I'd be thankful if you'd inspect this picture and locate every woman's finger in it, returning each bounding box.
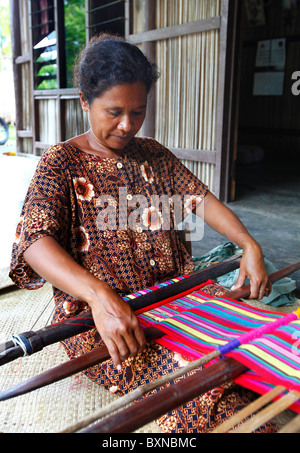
[104,337,122,371]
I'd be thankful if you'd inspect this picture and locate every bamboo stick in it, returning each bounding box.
[212,385,286,433]
[278,414,300,433]
[231,390,300,434]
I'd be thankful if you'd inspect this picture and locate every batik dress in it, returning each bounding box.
[10,137,276,433]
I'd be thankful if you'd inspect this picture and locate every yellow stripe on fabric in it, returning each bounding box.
[210,299,278,323]
[240,344,300,379]
[168,319,227,346]
[186,294,208,304]
[142,312,166,323]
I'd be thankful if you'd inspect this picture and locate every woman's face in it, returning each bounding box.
[80,82,148,155]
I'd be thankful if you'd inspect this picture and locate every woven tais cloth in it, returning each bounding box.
[62,282,277,433]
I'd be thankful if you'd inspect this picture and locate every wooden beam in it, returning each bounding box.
[17,130,33,138]
[170,148,217,164]
[128,16,221,44]
[15,53,31,64]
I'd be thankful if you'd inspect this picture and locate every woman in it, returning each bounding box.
[10,34,273,432]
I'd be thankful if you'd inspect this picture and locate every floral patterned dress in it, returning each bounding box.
[9,137,276,433]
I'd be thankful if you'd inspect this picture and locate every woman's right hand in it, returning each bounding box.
[89,284,146,370]
[23,236,146,370]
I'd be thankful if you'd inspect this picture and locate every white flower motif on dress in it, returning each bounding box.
[140,161,154,184]
[75,226,90,252]
[184,195,203,215]
[142,206,163,231]
[73,177,95,201]
[174,352,190,368]
[109,385,119,393]
[63,301,76,315]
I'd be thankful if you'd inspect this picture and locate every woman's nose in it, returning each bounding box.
[117,115,133,132]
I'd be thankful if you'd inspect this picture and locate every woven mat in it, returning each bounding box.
[0,283,162,434]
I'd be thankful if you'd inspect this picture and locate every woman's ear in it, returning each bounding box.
[79,91,89,112]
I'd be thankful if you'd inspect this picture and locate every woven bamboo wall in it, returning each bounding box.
[133,0,222,192]
[63,99,89,140]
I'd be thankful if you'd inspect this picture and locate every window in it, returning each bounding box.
[87,0,126,37]
[31,0,57,90]
[31,0,125,90]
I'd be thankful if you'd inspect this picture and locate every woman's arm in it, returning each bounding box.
[23,236,146,370]
[201,191,271,299]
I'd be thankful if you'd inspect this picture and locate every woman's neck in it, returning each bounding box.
[66,131,126,159]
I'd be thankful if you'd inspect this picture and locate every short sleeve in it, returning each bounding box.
[9,145,72,289]
[140,138,209,212]
[168,149,208,201]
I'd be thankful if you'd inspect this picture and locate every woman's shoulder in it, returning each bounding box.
[39,142,77,167]
[40,142,67,161]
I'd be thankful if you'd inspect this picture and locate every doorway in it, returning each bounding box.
[234,0,300,202]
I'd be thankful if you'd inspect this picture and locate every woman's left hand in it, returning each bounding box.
[233,243,272,299]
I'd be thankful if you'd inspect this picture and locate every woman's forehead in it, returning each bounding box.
[92,82,148,107]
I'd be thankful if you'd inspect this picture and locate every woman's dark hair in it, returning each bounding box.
[74,33,160,104]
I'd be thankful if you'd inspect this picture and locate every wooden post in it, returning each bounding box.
[141,0,156,138]
[10,0,23,153]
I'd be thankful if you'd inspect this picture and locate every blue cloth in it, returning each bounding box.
[193,242,297,307]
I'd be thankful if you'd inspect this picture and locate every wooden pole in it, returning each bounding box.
[141,0,156,138]
[10,0,23,153]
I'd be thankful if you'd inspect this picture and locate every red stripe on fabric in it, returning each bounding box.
[134,280,214,315]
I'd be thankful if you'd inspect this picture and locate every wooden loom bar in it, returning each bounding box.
[0,327,162,402]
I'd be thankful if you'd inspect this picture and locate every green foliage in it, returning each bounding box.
[0,2,12,70]
[37,64,57,77]
[64,0,86,87]
[37,79,58,90]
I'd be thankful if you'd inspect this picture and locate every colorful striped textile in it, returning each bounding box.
[138,291,300,411]
[122,275,188,303]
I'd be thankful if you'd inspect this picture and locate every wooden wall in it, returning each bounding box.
[238,0,300,160]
